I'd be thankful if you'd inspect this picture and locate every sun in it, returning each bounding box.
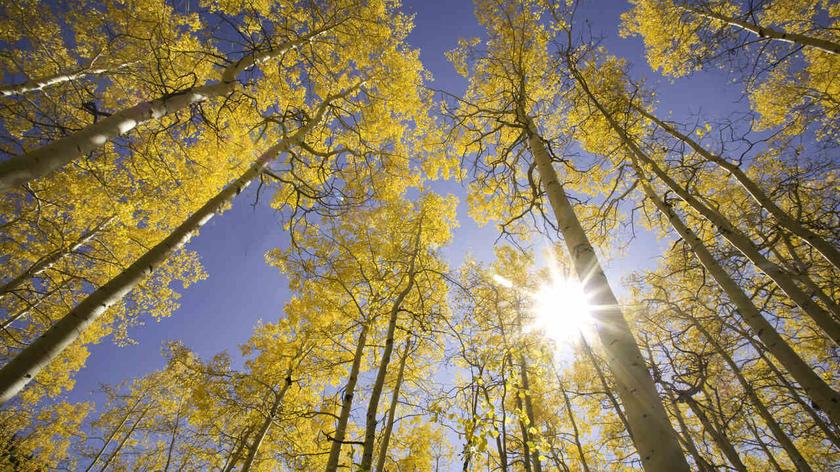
[529,277,594,345]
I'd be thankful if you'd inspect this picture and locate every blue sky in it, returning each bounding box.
[68,0,743,410]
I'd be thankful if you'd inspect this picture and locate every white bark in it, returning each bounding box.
[0,61,136,97]
[680,4,840,55]
[0,85,351,404]
[325,323,369,472]
[240,375,293,472]
[523,114,690,471]
[681,394,747,472]
[574,69,840,346]
[631,158,840,426]
[633,103,840,272]
[373,339,411,472]
[360,229,420,472]
[687,313,813,471]
[0,215,114,299]
[0,26,333,192]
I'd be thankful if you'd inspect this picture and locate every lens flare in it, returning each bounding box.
[529,277,594,344]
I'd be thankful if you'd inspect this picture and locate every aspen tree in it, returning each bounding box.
[0,0,383,190]
[565,54,840,346]
[626,154,840,425]
[628,102,840,272]
[622,0,840,139]
[450,2,689,469]
[0,85,358,405]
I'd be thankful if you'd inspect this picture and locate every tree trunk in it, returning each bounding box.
[241,375,293,472]
[84,392,146,472]
[556,375,591,472]
[518,354,542,472]
[735,327,840,448]
[680,5,840,55]
[0,215,114,299]
[0,86,349,404]
[221,426,253,472]
[632,103,840,272]
[572,65,840,346]
[774,233,840,321]
[0,60,136,97]
[325,323,370,472]
[373,339,411,472]
[578,335,635,441]
[681,395,748,472]
[481,385,509,471]
[667,393,715,472]
[98,405,151,471]
[162,401,185,472]
[629,157,840,425]
[522,114,689,471]
[687,312,813,470]
[745,417,784,472]
[0,26,334,191]
[360,229,420,472]
[515,385,534,472]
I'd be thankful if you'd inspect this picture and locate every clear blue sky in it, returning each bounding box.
[68,0,743,410]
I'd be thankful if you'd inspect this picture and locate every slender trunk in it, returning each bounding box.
[0,26,334,191]
[0,216,114,299]
[241,375,293,472]
[0,87,349,405]
[325,323,370,472]
[557,376,591,472]
[629,157,840,425]
[680,5,840,54]
[84,393,146,472]
[222,427,253,472]
[0,60,136,97]
[518,355,542,472]
[572,65,840,346]
[0,282,62,330]
[681,395,747,472]
[373,339,411,472]
[745,417,784,472]
[499,362,510,468]
[775,233,840,321]
[667,394,714,472]
[461,383,481,472]
[360,231,421,472]
[515,385,534,472]
[522,114,688,471]
[162,401,185,472]
[578,334,634,441]
[481,386,508,471]
[633,103,840,272]
[687,312,813,470]
[98,405,151,471]
[737,329,840,448]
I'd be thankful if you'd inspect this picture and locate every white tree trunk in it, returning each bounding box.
[574,70,840,346]
[681,5,840,54]
[688,313,813,471]
[633,103,840,272]
[523,115,690,472]
[0,26,333,191]
[360,234,420,471]
[373,339,411,472]
[325,323,369,472]
[0,84,351,404]
[631,159,840,425]
[0,61,136,97]
[240,375,293,472]
[0,215,114,299]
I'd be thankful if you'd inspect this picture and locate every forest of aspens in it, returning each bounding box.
[0,0,838,470]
